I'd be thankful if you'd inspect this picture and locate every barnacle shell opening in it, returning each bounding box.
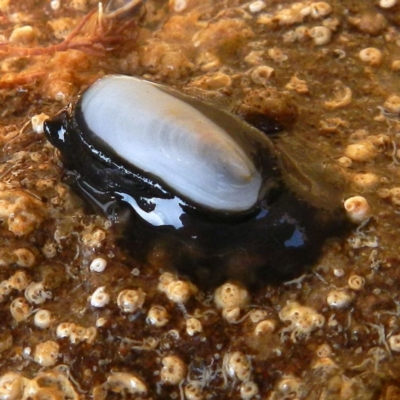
[79,75,262,213]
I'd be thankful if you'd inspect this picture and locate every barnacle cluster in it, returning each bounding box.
[0,0,400,399]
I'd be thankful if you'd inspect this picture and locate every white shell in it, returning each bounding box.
[80,75,262,213]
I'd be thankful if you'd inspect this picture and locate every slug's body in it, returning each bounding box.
[44,75,346,286]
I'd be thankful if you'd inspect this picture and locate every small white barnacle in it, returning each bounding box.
[50,0,61,10]
[89,257,107,272]
[56,322,72,338]
[158,272,176,291]
[0,372,23,400]
[160,355,187,385]
[316,343,332,358]
[158,273,197,303]
[250,65,275,86]
[117,288,146,312]
[249,309,268,323]
[359,47,382,66]
[279,301,325,341]
[165,280,194,303]
[0,280,13,301]
[82,327,97,344]
[254,319,276,336]
[25,281,52,305]
[344,141,376,163]
[8,271,29,291]
[90,286,110,308]
[33,340,60,367]
[348,274,366,291]
[223,351,252,382]
[146,305,170,327]
[222,306,241,323]
[310,2,332,18]
[184,381,203,400]
[186,318,203,336]
[68,323,88,343]
[214,283,250,309]
[326,290,354,309]
[10,297,32,322]
[31,113,49,134]
[309,26,332,45]
[379,0,397,7]
[96,317,107,328]
[106,372,148,396]
[249,0,266,13]
[240,381,259,399]
[312,357,338,372]
[344,196,370,224]
[389,334,400,352]
[13,248,36,268]
[276,375,303,397]
[34,309,53,329]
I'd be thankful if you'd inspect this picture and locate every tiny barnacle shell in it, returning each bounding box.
[117,288,145,312]
[44,75,349,286]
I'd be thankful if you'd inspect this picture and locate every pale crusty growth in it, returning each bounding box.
[160,355,187,385]
[0,372,23,400]
[189,72,232,90]
[324,81,352,109]
[214,283,250,309]
[383,95,400,114]
[82,228,106,248]
[25,282,52,305]
[33,340,59,366]
[184,381,203,400]
[222,305,241,323]
[344,141,377,162]
[0,190,44,236]
[0,370,80,400]
[9,26,36,44]
[279,301,325,341]
[93,372,148,398]
[286,75,309,93]
[248,309,268,323]
[186,317,203,336]
[13,248,36,268]
[351,172,379,192]
[56,322,97,344]
[8,271,29,291]
[326,290,354,309]
[10,297,32,323]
